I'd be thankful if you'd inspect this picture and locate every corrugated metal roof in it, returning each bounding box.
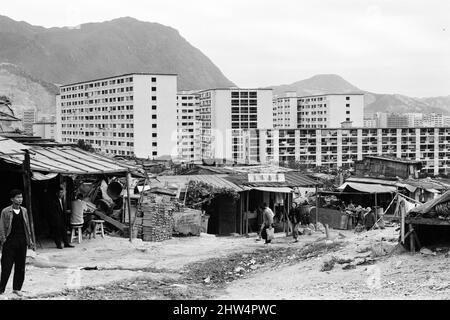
[0,137,137,175]
[156,175,246,192]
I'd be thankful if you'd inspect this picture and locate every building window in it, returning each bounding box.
[346,118,350,121]
[152,124,157,128]
[152,96,157,101]
[152,115,157,119]
[151,77,156,82]
[151,87,156,92]
[346,104,350,107]
[346,97,350,100]
[346,111,350,114]
[152,133,157,137]
[152,151,157,156]
[152,105,157,110]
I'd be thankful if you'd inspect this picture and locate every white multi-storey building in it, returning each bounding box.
[176,91,201,162]
[241,127,450,176]
[297,93,364,128]
[56,73,178,159]
[22,108,36,135]
[273,91,298,128]
[198,88,273,162]
[32,121,56,140]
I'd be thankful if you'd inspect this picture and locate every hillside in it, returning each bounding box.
[0,15,234,90]
[269,74,450,115]
[0,63,58,118]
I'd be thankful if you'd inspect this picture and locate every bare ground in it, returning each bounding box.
[1,225,449,300]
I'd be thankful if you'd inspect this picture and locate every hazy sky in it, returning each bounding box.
[2,0,449,97]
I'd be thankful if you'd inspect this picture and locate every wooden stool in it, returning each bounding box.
[70,224,83,244]
[92,220,105,238]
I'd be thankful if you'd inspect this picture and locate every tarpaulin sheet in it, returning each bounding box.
[337,182,396,194]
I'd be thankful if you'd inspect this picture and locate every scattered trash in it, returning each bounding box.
[395,261,403,268]
[325,240,333,245]
[249,259,256,264]
[81,266,99,270]
[321,257,337,272]
[419,248,436,256]
[342,264,356,270]
[250,265,258,270]
[203,276,211,284]
[338,233,346,239]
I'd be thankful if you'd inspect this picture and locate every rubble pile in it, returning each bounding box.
[185,241,344,285]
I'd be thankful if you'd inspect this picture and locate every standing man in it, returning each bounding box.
[0,189,33,296]
[259,203,275,245]
[48,187,74,249]
[288,202,301,242]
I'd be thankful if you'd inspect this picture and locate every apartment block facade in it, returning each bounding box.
[198,88,273,161]
[273,91,298,128]
[56,73,177,159]
[176,91,201,162]
[297,93,364,129]
[22,108,36,135]
[241,127,450,175]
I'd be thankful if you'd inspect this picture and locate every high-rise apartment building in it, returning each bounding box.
[297,94,364,128]
[241,127,450,175]
[22,108,36,135]
[387,113,409,128]
[198,88,273,161]
[56,73,178,159]
[273,91,298,128]
[176,91,201,162]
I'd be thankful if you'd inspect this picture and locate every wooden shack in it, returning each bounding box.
[355,156,422,179]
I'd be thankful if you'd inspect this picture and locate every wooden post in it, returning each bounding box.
[245,191,249,236]
[126,171,132,242]
[409,223,415,254]
[315,185,319,229]
[22,150,36,250]
[401,197,405,244]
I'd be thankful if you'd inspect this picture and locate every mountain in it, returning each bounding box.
[0,63,58,119]
[270,74,361,97]
[269,74,450,115]
[0,15,234,90]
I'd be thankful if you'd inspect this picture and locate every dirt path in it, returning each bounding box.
[2,226,448,300]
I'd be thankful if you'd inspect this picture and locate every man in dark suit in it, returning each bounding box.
[47,187,74,249]
[0,189,34,296]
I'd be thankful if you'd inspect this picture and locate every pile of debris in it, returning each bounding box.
[185,241,344,285]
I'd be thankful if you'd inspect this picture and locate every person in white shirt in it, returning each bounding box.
[71,193,87,226]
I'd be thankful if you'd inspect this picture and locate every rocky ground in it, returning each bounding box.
[1,224,449,300]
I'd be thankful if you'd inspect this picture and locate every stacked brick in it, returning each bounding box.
[135,194,176,242]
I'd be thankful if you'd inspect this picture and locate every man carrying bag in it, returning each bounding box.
[259,203,275,245]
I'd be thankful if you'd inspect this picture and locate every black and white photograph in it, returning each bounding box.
[0,0,449,309]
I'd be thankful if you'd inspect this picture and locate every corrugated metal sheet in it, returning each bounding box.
[0,137,137,175]
[156,175,246,192]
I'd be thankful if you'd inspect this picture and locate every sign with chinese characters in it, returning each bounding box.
[248,173,285,183]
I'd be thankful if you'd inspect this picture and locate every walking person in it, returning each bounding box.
[48,187,74,249]
[259,203,274,245]
[0,189,33,297]
[288,202,301,242]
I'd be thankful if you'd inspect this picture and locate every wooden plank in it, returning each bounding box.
[405,217,450,226]
[94,210,126,231]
